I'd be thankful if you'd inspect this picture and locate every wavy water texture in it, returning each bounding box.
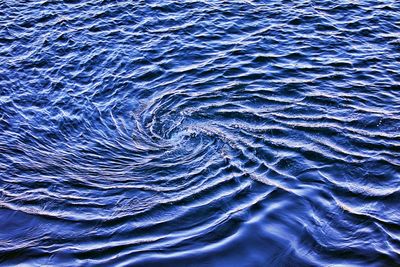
[0,0,400,266]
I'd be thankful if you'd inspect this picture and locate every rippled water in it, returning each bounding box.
[1,0,400,266]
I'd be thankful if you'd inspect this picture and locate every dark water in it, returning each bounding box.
[1,0,400,266]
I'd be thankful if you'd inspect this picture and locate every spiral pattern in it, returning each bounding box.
[0,0,399,266]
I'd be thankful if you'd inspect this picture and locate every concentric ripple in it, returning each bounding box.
[0,0,400,266]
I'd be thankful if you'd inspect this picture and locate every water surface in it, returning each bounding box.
[0,0,400,266]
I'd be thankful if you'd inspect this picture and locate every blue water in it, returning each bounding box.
[0,1,399,266]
